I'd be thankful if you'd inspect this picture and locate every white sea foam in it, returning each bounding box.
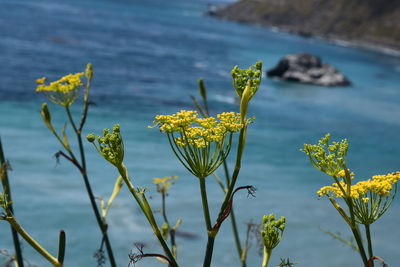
[214,94,236,104]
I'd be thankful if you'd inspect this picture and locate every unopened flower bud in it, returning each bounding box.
[161,222,169,240]
[85,63,93,81]
[40,103,54,131]
[86,134,95,143]
[198,78,207,101]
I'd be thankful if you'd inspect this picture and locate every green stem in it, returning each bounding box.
[78,77,92,132]
[199,178,212,231]
[365,224,374,267]
[221,156,245,266]
[340,167,368,267]
[7,216,61,267]
[161,193,169,224]
[350,225,368,267]
[0,138,25,267]
[217,126,247,224]
[203,236,215,267]
[65,107,117,267]
[57,230,66,264]
[262,247,272,267]
[117,163,178,267]
[328,197,368,266]
[201,126,247,267]
[162,193,178,258]
[347,199,368,266]
[230,208,246,267]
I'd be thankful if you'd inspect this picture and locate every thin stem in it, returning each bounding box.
[78,77,92,132]
[117,164,178,267]
[199,178,212,231]
[162,193,177,258]
[57,230,66,264]
[222,158,230,185]
[6,216,61,267]
[221,153,245,266]
[203,236,215,267]
[81,171,116,266]
[350,225,368,267]
[217,126,247,223]
[348,200,368,265]
[329,197,368,266]
[230,208,245,266]
[65,106,116,267]
[0,138,24,267]
[262,247,272,267]
[365,224,374,267]
[201,126,247,267]
[341,166,368,266]
[161,193,169,224]
[65,107,79,135]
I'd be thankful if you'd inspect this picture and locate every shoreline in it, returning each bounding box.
[208,1,400,57]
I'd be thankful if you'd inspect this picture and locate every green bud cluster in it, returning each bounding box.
[231,61,262,100]
[260,214,286,250]
[231,61,262,123]
[302,133,348,176]
[87,124,124,166]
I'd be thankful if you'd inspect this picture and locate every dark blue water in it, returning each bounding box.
[1,0,400,266]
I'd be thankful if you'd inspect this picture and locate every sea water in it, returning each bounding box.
[1,0,400,266]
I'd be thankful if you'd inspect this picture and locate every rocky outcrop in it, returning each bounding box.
[210,0,400,52]
[267,53,351,86]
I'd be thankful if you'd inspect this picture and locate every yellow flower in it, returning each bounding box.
[151,110,244,178]
[35,72,84,106]
[153,176,178,194]
[361,197,369,203]
[36,77,47,84]
[337,169,355,179]
[317,172,400,199]
[318,171,400,225]
[152,110,242,149]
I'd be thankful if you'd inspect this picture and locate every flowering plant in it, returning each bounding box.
[303,134,399,267]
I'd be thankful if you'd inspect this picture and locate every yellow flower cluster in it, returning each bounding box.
[317,172,400,199]
[174,125,227,148]
[153,110,243,149]
[154,110,198,133]
[36,73,84,93]
[336,169,355,179]
[153,176,178,194]
[35,72,85,107]
[217,112,245,132]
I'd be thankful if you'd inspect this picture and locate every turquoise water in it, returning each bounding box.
[1,0,400,266]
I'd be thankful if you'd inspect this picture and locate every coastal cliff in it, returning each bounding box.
[210,0,400,52]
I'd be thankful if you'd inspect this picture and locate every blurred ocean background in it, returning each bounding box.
[1,0,400,266]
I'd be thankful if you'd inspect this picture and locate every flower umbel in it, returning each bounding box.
[153,176,178,194]
[87,124,124,167]
[302,134,349,177]
[260,214,286,267]
[151,110,243,178]
[36,72,84,106]
[231,61,262,100]
[261,214,286,250]
[231,61,262,123]
[318,172,400,225]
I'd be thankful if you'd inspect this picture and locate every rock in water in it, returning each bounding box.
[267,53,351,86]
